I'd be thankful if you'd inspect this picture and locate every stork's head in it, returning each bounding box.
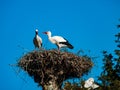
[43,31,51,37]
[35,29,39,34]
[87,78,94,83]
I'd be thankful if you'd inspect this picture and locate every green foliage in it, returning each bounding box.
[98,25,120,90]
[63,81,88,90]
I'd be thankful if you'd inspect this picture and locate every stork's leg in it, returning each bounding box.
[34,47,36,52]
[56,44,60,51]
[58,47,60,51]
[56,44,61,54]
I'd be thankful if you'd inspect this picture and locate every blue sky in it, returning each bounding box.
[1,0,120,90]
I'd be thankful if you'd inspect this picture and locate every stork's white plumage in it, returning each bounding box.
[33,29,42,49]
[84,78,99,89]
[43,31,73,50]
[84,78,94,88]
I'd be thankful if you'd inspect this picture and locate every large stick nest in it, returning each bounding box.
[18,50,93,88]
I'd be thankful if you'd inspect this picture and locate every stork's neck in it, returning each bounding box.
[35,33,38,37]
[47,33,52,39]
[36,32,38,35]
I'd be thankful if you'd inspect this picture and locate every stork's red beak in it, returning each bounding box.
[43,32,47,34]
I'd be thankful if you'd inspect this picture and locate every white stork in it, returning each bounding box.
[84,78,99,90]
[43,31,73,50]
[33,29,42,49]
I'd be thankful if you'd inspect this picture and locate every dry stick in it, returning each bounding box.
[10,64,27,83]
[17,45,30,52]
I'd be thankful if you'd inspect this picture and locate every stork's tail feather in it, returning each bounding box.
[60,42,74,49]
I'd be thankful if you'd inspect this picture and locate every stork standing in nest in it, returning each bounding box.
[43,31,73,50]
[33,29,42,50]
